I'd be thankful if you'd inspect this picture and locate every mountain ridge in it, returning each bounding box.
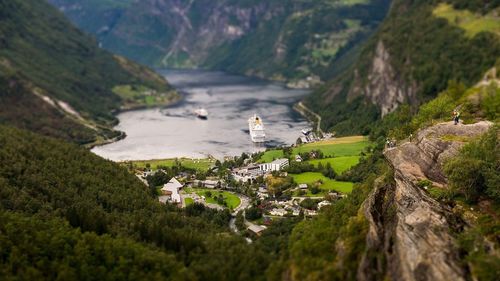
[49,0,391,86]
[306,0,500,135]
[0,0,178,144]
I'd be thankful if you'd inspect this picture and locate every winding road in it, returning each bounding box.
[295,101,324,134]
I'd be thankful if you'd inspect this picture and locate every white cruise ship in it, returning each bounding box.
[195,108,208,119]
[248,114,266,143]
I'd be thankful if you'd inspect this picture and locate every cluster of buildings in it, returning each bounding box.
[232,158,289,182]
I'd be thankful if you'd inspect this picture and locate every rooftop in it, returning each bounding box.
[247,224,266,234]
[272,158,289,165]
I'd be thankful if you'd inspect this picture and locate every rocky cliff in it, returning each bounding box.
[49,0,391,84]
[358,121,493,281]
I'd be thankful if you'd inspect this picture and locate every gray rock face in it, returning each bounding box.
[348,40,418,117]
[359,121,492,281]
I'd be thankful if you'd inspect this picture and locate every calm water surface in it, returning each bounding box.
[92,69,311,160]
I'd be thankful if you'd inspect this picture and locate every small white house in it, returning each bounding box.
[318,201,332,209]
[270,208,288,216]
[298,184,308,190]
[259,158,289,172]
[203,180,218,189]
[248,224,267,236]
[161,177,183,204]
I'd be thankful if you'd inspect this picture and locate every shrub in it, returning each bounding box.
[444,127,499,203]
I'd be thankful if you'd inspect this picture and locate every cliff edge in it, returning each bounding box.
[359,121,493,281]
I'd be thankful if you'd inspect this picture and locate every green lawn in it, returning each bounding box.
[293,136,370,157]
[184,197,194,206]
[186,188,241,209]
[259,150,284,163]
[129,158,215,172]
[291,172,354,194]
[307,156,361,174]
[112,84,178,108]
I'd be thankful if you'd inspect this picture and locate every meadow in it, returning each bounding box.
[293,136,370,157]
[289,136,370,195]
[258,150,285,163]
[307,156,361,174]
[128,158,215,172]
[291,172,354,194]
[185,188,241,209]
[433,3,500,37]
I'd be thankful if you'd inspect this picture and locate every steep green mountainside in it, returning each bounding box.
[49,0,391,85]
[0,0,177,144]
[284,75,500,280]
[306,0,500,135]
[0,125,273,280]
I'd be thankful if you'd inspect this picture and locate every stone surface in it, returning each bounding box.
[359,121,492,281]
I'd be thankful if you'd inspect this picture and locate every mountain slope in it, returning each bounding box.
[306,0,500,135]
[285,74,499,280]
[0,125,273,280]
[49,0,391,85]
[0,0,178,144]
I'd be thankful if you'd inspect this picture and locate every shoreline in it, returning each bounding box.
[293,101,324,135]
[89,69,313,160]
[86,91,186,150]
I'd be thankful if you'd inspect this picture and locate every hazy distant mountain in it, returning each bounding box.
[0,0,177,144]
[49,0,391,85]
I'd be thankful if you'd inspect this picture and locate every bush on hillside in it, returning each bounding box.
[444,127,499,203]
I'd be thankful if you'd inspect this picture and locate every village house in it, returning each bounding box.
[269,208,288,217]
[298,183,308,189]
[192,179,221,189]
[160,177,183,205]
[318,200,332,209]
[305,209,318,216]
[232,164,262,182]
[141,169,153,179]
[259,158,289,173]
[247,224,267,236]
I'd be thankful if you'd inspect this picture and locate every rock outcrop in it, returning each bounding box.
[348,41,418,117]
[359,121,493,281]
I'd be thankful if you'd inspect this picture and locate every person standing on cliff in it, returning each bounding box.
[453,110,460,125]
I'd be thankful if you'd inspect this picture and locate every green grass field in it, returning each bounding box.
[184,197,194,206]
[291,172,354,194]
[307,156,361,174]
[293,136,370,157]
[113,84,177,108]
[433,3,500,37]
[259,150,284,163]
[128,158,215,172]
[185,188,241,209]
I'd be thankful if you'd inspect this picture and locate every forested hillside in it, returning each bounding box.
[306,0,500,135]
[49,0,391,85]
[0,125,276,280]
[0,0,177,144]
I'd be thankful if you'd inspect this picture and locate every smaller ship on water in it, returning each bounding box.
[248,114,266,143]
[195,108,208,119]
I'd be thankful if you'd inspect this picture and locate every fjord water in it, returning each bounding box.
[92,69,310,160]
